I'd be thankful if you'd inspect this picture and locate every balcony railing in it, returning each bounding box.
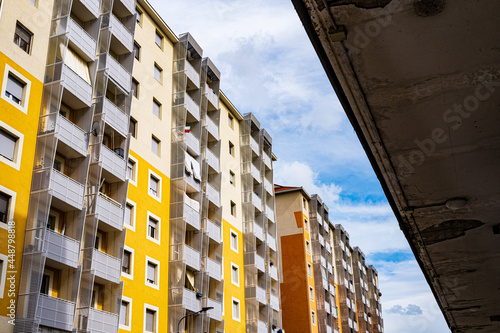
[255,253,265,272]
[206,148,219,173]
[330,283,335,295]
[251,163,260,181]
[100,144,126,181]
[92,249,121,283]
[75,0,100,19]
[325,300,331,314]
[62,64,92,107]
[269,265,278,281]
[265,205,275,222]
[263,151,272,169]
[184,60,200,88]
[207,298,222,322]
[323,278,329,290]
[56,115,88,156]
[87,307,119,333]
[319,234,325,246]
[96,193,124,230]
[184,244,201,271]
[68,18,97,60]
[183,288,201,312]
[253,222,264,241]
[206,183,220,207]
[264,177,273,194]
[327,325,333,333]
[117,0,135,15]
[207,219,221,243]
[250,136,259,155]
[205,84,219,109]
[328,262,333,275]
[252,194,262,211]
[185,131,200,157]
[267,234,276,251]
[256,286,266,304]
[206,116,219,139]
[109,14,133,52]
[326,241,332,253]
[38,294,76,331]
[102,98,128,137]
[321,256,326,268]
[44,229,80,268]
[258,320,267,333]
[207,257,221,281]
[185,93,200,121]
[50,169,85,210]
[270,294,279,311]
[106,55,131,93]
[184,203,200,230]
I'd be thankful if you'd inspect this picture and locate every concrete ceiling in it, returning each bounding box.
[290,0,500,331]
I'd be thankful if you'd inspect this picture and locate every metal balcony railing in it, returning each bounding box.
[205,84,218,109]
[185,93,200,121]
[102,98,128,137]
[56,115,88,156]
[88,307,119,333]
[270,294,279,311]
[106,55,131,93]
[263,151,271,169]
[207,298,222,322]
[255,253,265,272]
[206,183,220,207]
[96,193,124,231]
[68,18,97,60]
[75,0,100,19]
[184,203,201,230]
[184,60,200,88]
[319,234,325,246]
[207,219,221,243]
[92,249,121,283]
[50,169,85,210]
[267,234,276,251]
[251,163,260,181]
[100,144,127,181]
[205,116,219,139]
[185,131,200,157]
[252,194,262,211]
[44,229,80,268]
[264,177,273,194]
[269,265,278,280]
[206,148,219,173]
[183,288,201,312]
[207,257,221,281]
[62,64,93,107]
[258,320,267,333]
[183,244,201,271]
[116,0,135,15]
[266,205,275,222]
[38,294,76,331]
[109,14,133,52]
[256,286,266,304]
[325,300,331,314]
[253,222,264,241]
[250,136,259,155]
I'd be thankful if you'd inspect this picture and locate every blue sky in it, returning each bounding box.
[148,0,451,331]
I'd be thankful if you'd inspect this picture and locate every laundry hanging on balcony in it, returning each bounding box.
[184,151,201,182]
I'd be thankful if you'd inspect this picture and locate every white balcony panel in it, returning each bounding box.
[270,294,279,311]
[328,262,333,275]
[117,0,135,15]
[269,265,278,281]
[44,229,80,268]
[62,64,92,107]
[207,298,222,322]
[183,288,202,312]
[349,318,353,329]
[256,286,266,304]
[56,116,88,156]
[206,183,220,207]
[267,234,276,251]
[107,55,131,92]
[325,300,331,314]
[258,320,268,333]
[185,60,200,88]
[100,144,126,181]
[263,152,271,169]
[264,177,273,195]
[255,254,265,272]
[184,244,201,271]
[206,116,219,139]
[68,19,96,60]
[88,308,119,333]
[323,278,329,290]
[75,0,100,19]
[205,85,219,109]
[323,218,329,231]
[319,234,325,246]
[185,132,200,157]
[326,242,332,253]
[251,163,260,181]
[206,148,219,173]
[38,294,76,332]
[185,170,201,192]
[103,98,128,137]
[207,219,221,243]
[184,203,201,230]
[96,193,124,230]
[330,284,335,295]
[207,257,221,281]
[109,14,133,52]
[252,195,262,212]
[321,256,326,268]
[327,326,333,333]
[250,136,259,155]
[50,169,85,210]
[92,249,121,283]
[185,94,200,121]
[266,205,275,222]
[254,223,264,242]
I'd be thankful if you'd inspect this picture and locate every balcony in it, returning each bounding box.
[116,0,135,16]
[50,169,85,210]
[106,55,131,92]
[96,193,124,231]
[206,148,219,173]
[317,213,323,225]
[206,183,220,207]
[56,115,88,157]
[87,307,119,333]
[254,222,264,241]
[265,205,275,222]
[206,116,219,139]
[184,244,201,271]
[328,262,333,275]
[109,14,133,52]
[263,152,272,169]
[38,294,76,331]
[184,94,200,121]
[267,234,276,251]
[325,300,331,314]
[264,177,273,195]
[92,249,121,283]
[74,0,100,19]
[330,283,335,296]
[252,195,262,211]
[205,84,219,109]
[102,98,128,137]
[207,257,221,281]
[251,163,260,181]
[184,60,200,88]
[207,219,221,243]
[319,234,325,246]
[258,320,268,333]
[326,241,332,253]
[68,18,96,60]
[256,286,266,304]
[184,202,201,230]
[327,325,333,333]
[323,278,329,290]
[62,64,93,107]
[207,298,222,322]
[250,136,259,155]
[44,229,80,268]
[183,288,202,312]
[255,253,265,272]
[100,144,126,181]
[185,131,200,157]
[270,294,279,311]
[269,265,278,281]
[321,256,326,268]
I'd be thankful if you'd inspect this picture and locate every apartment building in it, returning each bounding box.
[275,186,383,333]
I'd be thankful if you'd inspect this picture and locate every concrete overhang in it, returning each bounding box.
[290,0,500,332]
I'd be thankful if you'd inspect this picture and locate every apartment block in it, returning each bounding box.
[275,186,383,333]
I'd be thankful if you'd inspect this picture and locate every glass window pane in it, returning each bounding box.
[147,262,156,283]
[120,301,128,325]
[0,129,17,161]
[154,65,161,82]
[145,309,155,332]
[151,137,159,155]
[153,100,160,118]
[155,32,162,48]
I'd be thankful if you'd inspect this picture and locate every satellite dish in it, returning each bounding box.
[91,121,100,137]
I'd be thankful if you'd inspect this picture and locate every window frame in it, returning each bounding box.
[155,30,163,49]
[14,21,33,54]
[148,170,162,202]
[229,170,235,185]
[312,310,316,326]
[145,256,160,290]
[231,262,239,287]
[0,185,16,231]
[151,135,160,156]
[230,201,236,217]
[121,246,134,279]
[307,263,313,277]
[231,297,241,322]
[133,41,141,61]
[144,303,159,333]
[119,296,132,330]
[131,78,139,99]
[153,63,162,83]
[135,7,143,26]
[230,230,238,253]
[129,117,137,138]
[309,286,314,301]
[2,64,31,114]
[152,98,161,119]
[124,199,136,232]
[146,211,161,245]
[126,155,138,186]
[228,114,234,128]
[229,141,234,156]
[0,254,9,298]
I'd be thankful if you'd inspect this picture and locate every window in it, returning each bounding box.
[229,141,234,156]
[151,136,160,156]
[304,219,308,232]
[124,202,135,229]
[0,254,8,297]
[231,263,239,286]
[309,286,314,300]
[145,257,159,288]
[133,41,141,61]
[131,78,139,99]
[14,22,32,53]
[127,158,136,182]
[122,250,132,274]
[311,311,316,325]
[228,114,233,128]
[0,129,17,162]
[147,214,160,243]
[232,298,240,321]
[119,299,131,327]
[308,263,312,277]
[135,7,142,25]
[229,171,235,185]
[149,175,159,197]
[0,122,23,170]
[152,99,161,118]
[155,31,163,49]
[230,201,236,216]
[145,307,156,332]
[129,118,137,138]
[306,240,310,254]
[230,231,238,252]
[154,63,162,83]
[5,74,25,105]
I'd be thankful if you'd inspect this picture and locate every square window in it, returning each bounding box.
[151,136,160,156]
[14,22,32,54]
[127,159,136,182]
[133,41,141,61]
[230,231,238,252]
[228,114,233,128]
[0,129,17,161]
[153,99,161,118]
[232,298,240,321]
[231,264,239,286]
[122,250,132,275]
[229,141,234,156]
[5,74,25,105]
[154,63,162,83]
[146,260,158,285]
[119,299,131,327]
[145,308,156,332]
[155,31,163,49]
[131,78,139,99]
[129,118,137,138]
[149,175,159,197]
[229,171,235,185]
[148,216,158,240]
